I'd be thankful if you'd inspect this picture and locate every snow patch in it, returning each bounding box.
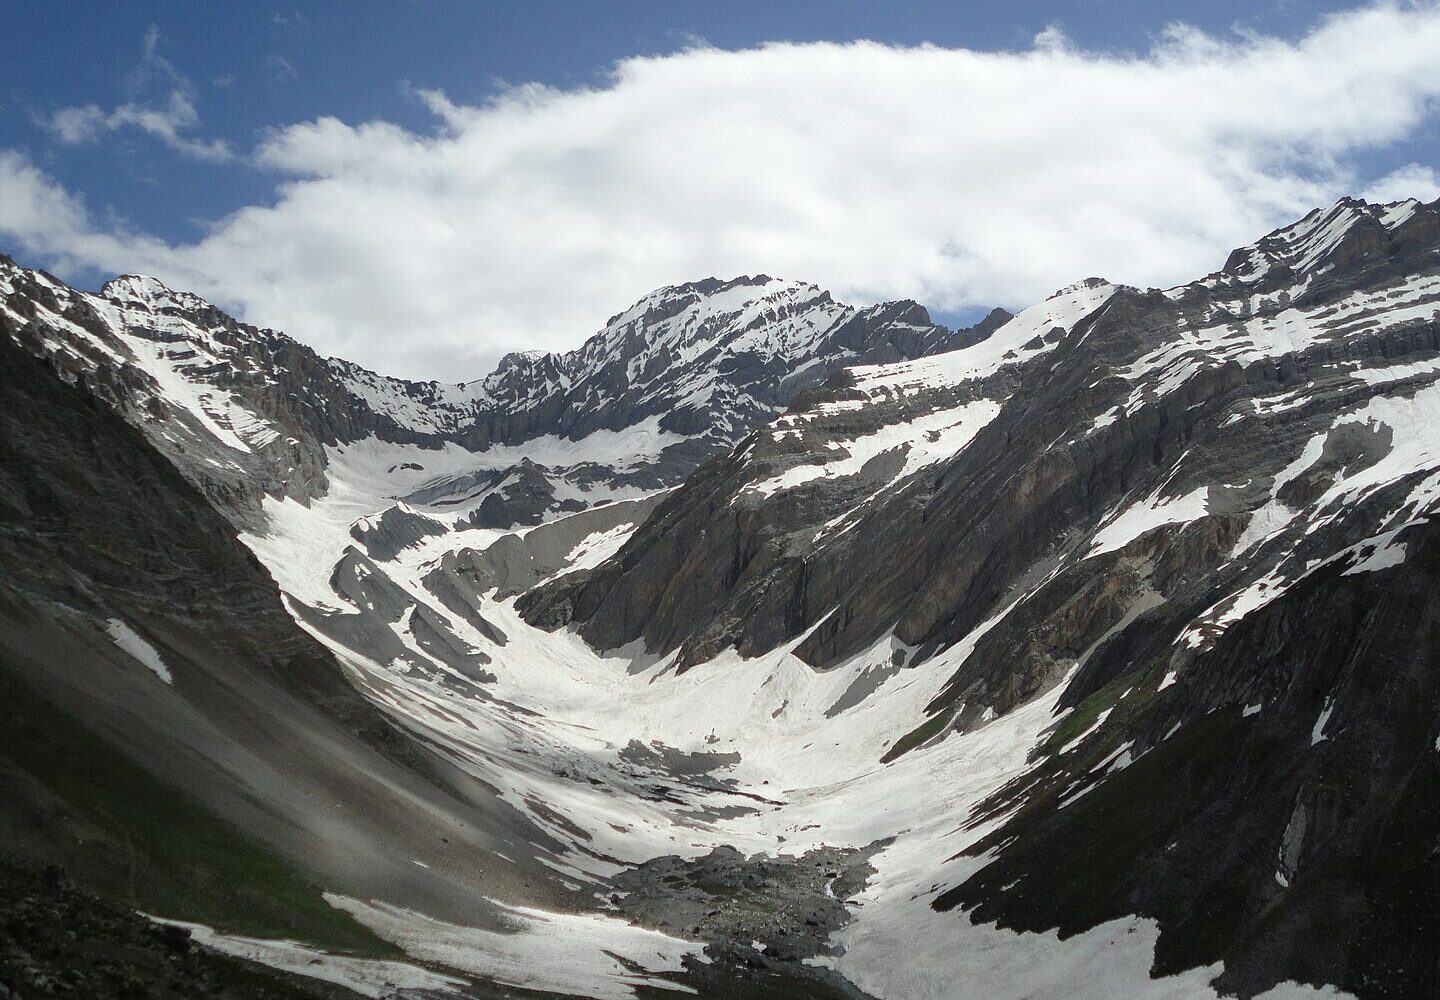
[327,894,700,1000]
[1090,488,1209,558]
[1311,698,1336,746]
[105,619,172,684]
[146,915,465,997]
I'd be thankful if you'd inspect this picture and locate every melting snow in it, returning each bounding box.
[327,894,700,1000]
[146,915,464,997]
[1311,698,1336,746]
[105,619,172,684]
[1090,488,1210,557]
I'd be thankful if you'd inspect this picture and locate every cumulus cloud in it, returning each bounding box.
[0,151,178,274]
[1362,162,1440,203]
[6,3,1440,380]
[38,27,232,161]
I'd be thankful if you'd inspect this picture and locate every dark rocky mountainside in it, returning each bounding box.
[946,516,1440,998]
[0,321,588,969]
[0,855,368,1000]
[519,197,1440,996]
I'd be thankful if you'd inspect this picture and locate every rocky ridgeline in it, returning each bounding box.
[0,260,1005,525]
[339,276,1006,451]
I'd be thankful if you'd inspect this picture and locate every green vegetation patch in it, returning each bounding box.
[0,672,398,957]
[1041,658,1165,757]
[882,705,956,763]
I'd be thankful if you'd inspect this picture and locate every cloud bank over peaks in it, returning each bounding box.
[4,3,1440,380]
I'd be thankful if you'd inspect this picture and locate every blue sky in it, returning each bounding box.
[3,2,1439,378]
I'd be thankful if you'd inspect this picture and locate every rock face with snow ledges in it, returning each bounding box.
[331,274,1007,466]
[525,199,1440,679]
[522,197,1440,995]
[0,261,418,518]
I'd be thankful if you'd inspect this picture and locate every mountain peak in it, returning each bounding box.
[1221,196,1433,284]
[493,349,548,374]
[600,274,823,331]
[1052,276,1113,297]
[101,273,175,300]
[100,272,215,316]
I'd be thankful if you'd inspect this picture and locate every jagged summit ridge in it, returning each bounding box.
[332,271,978,449]
[1217,195,1439,287]
[0,252,997,525]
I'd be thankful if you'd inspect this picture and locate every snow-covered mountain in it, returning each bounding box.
[2,196,1439,1000]
[523,195,1440,995]
[338,275,997,445]
[0,260,1002,527]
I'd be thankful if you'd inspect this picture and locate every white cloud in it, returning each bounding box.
[39,27,233,162]
[1361,162,1440,203]
[268,54,299,84]
[0,151,177,275]
[6,3,1440,380]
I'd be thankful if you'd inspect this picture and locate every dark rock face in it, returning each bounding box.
[349,502,448,560]
[0,322,367,717]
[610,842,884,999]
[941,518,1440,1000]
[457,459,585,528]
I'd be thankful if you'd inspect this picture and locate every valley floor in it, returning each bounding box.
[222,441,1351,1000]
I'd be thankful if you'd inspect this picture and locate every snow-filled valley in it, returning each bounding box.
[4,195,1440,999]
[230,430,1353,1000]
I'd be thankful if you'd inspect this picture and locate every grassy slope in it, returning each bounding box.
[0,671,398,958]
